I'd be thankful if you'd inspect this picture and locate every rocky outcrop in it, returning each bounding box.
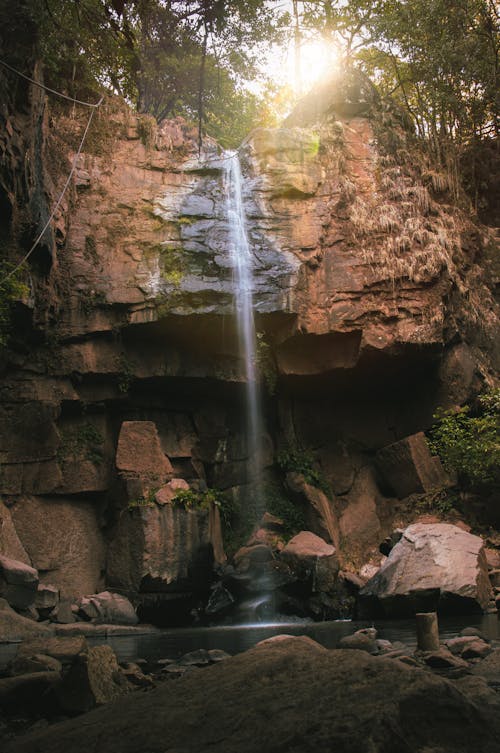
[359,523,494,617]
[0,68,498,621]
[375,432,450,497]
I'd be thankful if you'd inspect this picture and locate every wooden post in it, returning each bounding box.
[416,611,440,651]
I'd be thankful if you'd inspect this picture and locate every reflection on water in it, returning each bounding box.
[1,614,498,669]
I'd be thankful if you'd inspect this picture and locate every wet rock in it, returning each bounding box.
[375,432,449,497]
[205,583,234,616]
[233,545,274,569]
[461,640,492,660]
[285,473,339,548]
[339,628,378,653]
[179,649,211,667]
[57,645,127,713]
[359,523,493,617]
[471,649,500,681]
[0,555,38,609]
[207,649,231,662]
[421,648,470,669]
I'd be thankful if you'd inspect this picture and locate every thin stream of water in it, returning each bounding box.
[224,151,263,505]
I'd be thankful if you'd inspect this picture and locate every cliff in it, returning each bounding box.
[0,68,498,621]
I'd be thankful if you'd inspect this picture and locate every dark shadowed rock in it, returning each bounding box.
[0,555,38,609]
[5,637,500,753]
[56,645,128,713]
[359,523,493,617]
[0,599,53,642]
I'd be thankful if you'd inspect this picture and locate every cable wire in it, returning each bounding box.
[1,97,103,284]
[0,58,102,108]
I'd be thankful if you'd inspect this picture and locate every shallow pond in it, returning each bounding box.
[1,613,499,669]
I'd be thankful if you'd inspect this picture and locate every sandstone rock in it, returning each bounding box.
[285,472,339,548]
[0,598,53,642]
[338,467,383,563]
[155,478,190,504]
[422,647,470,669]
[471,648,500,680]
[7,653,62,676]
[281,531,339,595]
[359,523,493,617]
[5,637,500,753]
[0,500,30,563]
[485,548,500,569]
[0,555,38,609]
[375,432,449,497]
[10,495,105,599]
[57,645,127,713]
[338,628,378,653]
[50,599,76,624]
[35,584,59,613]
[77,591,138,625]
[107,503,213,599]
[461,640,492,660]
[116,421,173,481]
[233,545,274,569]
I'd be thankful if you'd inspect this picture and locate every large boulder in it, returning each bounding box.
[0,555,38,609]
[56,645,128,714]
[77,591,138,625]
[375,432,449,497]
[5,637,500,753]
[280,531,339,594]
[116,421,173,494]
[359,523,493,617]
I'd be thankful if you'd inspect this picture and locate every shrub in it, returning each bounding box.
[276,445,331,495]
[428,390,500,486]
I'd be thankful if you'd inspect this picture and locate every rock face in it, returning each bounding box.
[0,69,498,618]
[0,555,38,609]
[5,637,500,753]
[359,523,494,617]
[376,432,450,497]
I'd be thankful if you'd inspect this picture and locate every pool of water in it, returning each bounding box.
[1,613,498,669]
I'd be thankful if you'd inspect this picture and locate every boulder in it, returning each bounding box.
[0,555,38,609]
[5,637,500,753]
[375,432,449,497]
[280,531,339,594]
[359,523,493,617]
[57,645,128,713]
[35,584,59,615]
[285,473,340,548]
[16,635,88,664]
[7,653,62,676]
[107,503,214,601]
[116,421,173,483]
[0,500,30,563]
[0,671,62,708]
[77,591,138,625]
[155,478,190,504]
[338,628,378,653]
[10,496,106,600]
[0,598,53,642]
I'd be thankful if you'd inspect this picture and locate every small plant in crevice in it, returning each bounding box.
[57,422,104,465]
[277,445,331,496]
[428,389,500,488]
[128,488,157,509]
[116,354,136,394]
[264,481,306,539]
[0,261,30,347]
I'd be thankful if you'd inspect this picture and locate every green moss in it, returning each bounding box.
[137,115,157,149]
[128,488,157,509]
[277,445,331,496]
[115,354,136,393]
[255,332,277,394]
[0,261,29,347]
[58,422,104,465]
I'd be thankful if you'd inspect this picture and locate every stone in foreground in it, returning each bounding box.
[5,637,500,753]
[359,523,493,617]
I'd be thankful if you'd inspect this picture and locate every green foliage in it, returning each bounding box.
[264,483,306,539]
[116,354,136,394]
[277,445,331,496]
[172,486,230,513]
[128,488,157,509]
[0,263,29,347]
[58,422,104,465]
[428,390,500,486]
[415,488,460,516]
[137,115,157,148]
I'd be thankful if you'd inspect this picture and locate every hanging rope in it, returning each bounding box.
[0,58,102,108]
[0,96,103,283]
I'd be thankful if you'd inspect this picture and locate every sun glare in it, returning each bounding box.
[264,38,340,96]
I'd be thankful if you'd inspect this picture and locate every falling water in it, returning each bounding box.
[224,151,263,500]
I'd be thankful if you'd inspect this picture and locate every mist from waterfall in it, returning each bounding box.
[224,151,263,507]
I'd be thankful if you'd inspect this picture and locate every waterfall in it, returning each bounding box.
[224,151,263,500]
